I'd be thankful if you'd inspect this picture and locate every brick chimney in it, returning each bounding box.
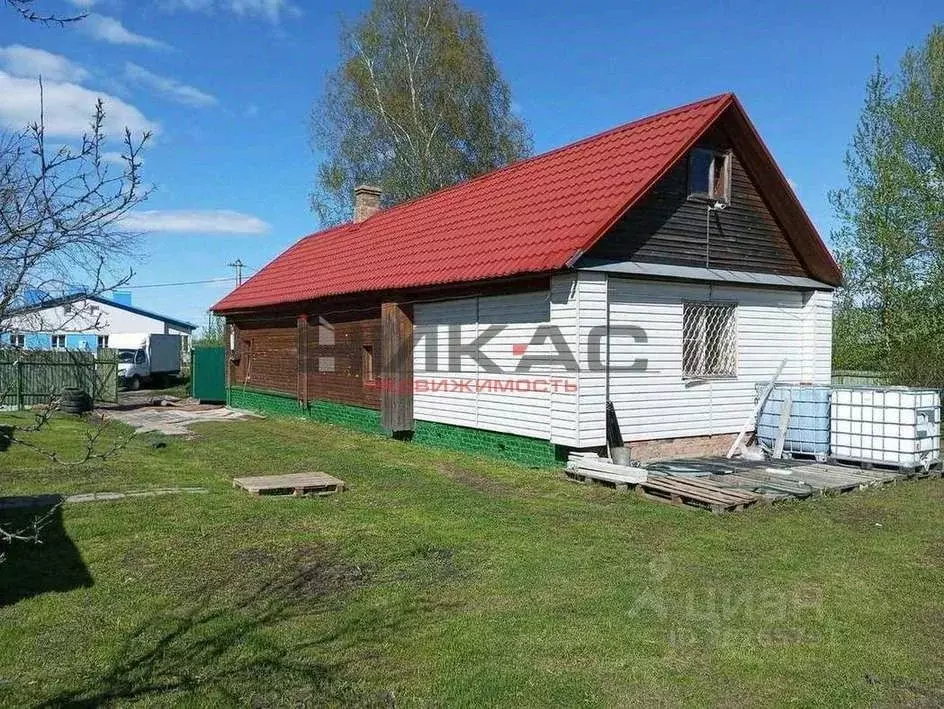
[354,184,382,223]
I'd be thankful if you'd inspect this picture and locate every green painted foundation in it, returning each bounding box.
[412,420,560,468]
[226,387,561,468]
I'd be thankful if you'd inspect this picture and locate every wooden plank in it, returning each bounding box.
[708,474,802,500]
[297,314,309,404]
[633,475,760,512]
[656,474,760,502]
[771,466,870,491]
[727,358,786,458]
[647,475,751,503]
[572,456,648,481]
[713,471,813,497]
[566,466,647,486]
[772,388,792,459]
[640,476,756,507]
[381,302,414,432]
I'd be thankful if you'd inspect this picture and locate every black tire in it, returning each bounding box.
[59,388,92,414]
[126,376,141,391]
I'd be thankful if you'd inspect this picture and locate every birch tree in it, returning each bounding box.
[310,0,531,225]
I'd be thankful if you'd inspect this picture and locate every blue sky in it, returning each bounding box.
[1,0,938,331]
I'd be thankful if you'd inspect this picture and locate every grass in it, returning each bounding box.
[0,412,942,707]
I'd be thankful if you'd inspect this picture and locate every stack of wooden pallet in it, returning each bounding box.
[565,453,762,513]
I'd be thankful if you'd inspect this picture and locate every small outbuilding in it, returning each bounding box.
[213,93,840,465]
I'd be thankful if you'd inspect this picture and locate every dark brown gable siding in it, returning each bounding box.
[586,129,808,277]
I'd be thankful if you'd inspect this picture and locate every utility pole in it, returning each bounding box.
[227,259,245,286]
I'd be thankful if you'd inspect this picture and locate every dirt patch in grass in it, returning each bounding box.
[224,545,370,602]
[436,461,512,496]
[873,678,944,708]
[284,546,370,600]
[395,543,465,586]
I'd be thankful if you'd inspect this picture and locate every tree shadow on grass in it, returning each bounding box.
[0,499,93,607]
[39,547,450,707]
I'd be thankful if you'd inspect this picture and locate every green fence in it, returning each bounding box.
[0,349,119,408]
[831,370,891,387]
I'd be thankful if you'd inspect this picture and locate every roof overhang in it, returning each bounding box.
[578,259,836,290]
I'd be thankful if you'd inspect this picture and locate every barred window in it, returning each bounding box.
[682,302,737,378]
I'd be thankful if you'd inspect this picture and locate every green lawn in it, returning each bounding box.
[0,413,942,707]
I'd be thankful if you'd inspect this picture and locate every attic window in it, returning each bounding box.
[688,148,731,203]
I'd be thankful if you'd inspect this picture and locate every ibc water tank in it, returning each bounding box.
[756,385,831,457]
[830,388,941,469]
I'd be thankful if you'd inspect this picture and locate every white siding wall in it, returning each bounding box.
[414,291,562,439]
[549,272,607,447]
[607,277,833,442]
[5,300,191,338]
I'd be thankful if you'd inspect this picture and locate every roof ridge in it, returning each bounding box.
[343,92,734,233]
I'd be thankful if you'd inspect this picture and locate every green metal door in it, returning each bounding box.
[191,346,226,403]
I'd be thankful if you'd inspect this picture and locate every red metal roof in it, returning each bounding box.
[215,93,824,313]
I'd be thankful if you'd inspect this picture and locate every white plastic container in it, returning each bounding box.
[830,388,940,469]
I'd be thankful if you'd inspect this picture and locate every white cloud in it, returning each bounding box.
[0,45,88,82]
[101,151,136,166]
[79,14,169,49]
[244,103,259,118]
[164,0,297,23]
[0,70,159,138]
[67,0,100,7]
[125,63,217,107]
[121,210,271,234]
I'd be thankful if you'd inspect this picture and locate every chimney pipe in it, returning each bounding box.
[354,184,382,223]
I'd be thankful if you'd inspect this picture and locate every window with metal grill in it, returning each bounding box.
[682,302,737,378]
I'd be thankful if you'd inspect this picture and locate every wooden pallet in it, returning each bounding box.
[565,469,645,491]
[708,472,813,500]
[635,474,762,513]
[233,472,346,497]
[827,456,942,476]
[707,461,903,498]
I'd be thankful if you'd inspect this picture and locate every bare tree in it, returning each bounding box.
[0,88,151,332]
[0,89,150,560]
[4,0,85,25]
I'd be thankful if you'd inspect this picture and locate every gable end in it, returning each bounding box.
[584,126,808,277]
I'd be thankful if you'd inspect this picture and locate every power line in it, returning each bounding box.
[119,273,254,290]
